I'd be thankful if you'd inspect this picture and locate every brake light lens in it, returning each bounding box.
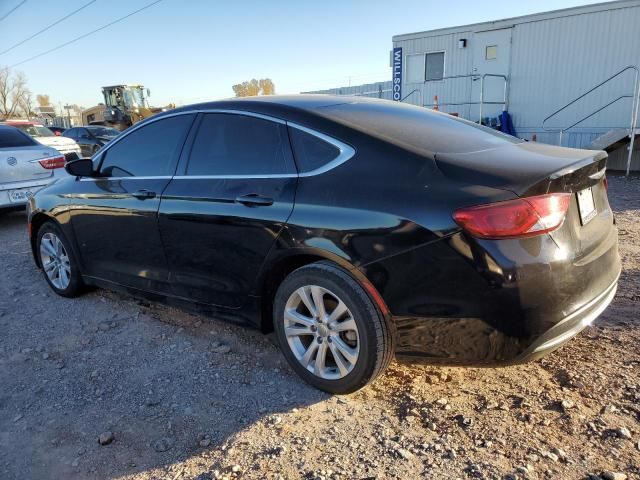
[38,155,66,170]
[453,193,572,239]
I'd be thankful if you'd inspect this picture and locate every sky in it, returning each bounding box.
[0,0,610,110]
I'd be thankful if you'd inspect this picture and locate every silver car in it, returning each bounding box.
[0,125,70,209]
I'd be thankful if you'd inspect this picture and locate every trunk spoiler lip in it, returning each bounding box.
[549,150,607,180]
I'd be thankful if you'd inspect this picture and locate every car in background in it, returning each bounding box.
[0,125,70,210]
[47,126,67,136]
[63,126,120,157]
[2,121,81,162]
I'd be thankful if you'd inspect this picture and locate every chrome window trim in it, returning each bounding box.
[173,174,297,180]
[79,176,172,181]
[92,108,355,180]
[286,122,356,177]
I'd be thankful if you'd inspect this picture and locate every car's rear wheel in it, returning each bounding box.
[37,222,84,297]
[273,261,394,394]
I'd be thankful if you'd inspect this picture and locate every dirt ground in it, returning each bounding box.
[0,176,638,480]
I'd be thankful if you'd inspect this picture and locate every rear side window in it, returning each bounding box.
[0,127,36,148]
[187,113,294,176]
[288,127,340,173]
[99,114,193,177]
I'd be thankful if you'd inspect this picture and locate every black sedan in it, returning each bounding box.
[62,126,120,157]
[26,96,620,393]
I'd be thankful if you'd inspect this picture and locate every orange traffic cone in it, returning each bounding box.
[433,95,439,111]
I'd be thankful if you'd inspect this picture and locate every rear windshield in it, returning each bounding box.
[0,127,36,148]
[317,100,522,155]
[12,124,55,137]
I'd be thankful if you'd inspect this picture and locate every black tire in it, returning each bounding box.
[36,221,84,297]
[273,261,394,394]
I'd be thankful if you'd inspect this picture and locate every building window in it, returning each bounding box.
[425,52,445,81]
[405,54,425,83]
[485,45,497,60]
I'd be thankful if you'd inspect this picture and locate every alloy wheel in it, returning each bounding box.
[40,232,71,290]
[284,285,360,380]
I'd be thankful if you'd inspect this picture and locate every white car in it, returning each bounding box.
[4,121,82,161]
[0,125,71,209]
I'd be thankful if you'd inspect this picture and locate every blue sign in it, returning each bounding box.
[392,47,402,101]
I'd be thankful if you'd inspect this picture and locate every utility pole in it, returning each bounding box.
[64,104,72,128]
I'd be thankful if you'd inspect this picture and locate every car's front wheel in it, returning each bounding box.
[37,221,84,297]
[274,261,394,394]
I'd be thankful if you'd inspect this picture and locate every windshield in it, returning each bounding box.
[122,88,145,108]
[87,126,120,137]
[13,124,55,137]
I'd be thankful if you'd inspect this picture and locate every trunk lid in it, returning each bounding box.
[437,141,615,277]
[0,146,55,185]
[435,141,607,196]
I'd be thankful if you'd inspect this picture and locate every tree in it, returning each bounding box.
[36,94,51,107]
[0,66,29,118]
[19,89,36,119]
[232,78,276,97]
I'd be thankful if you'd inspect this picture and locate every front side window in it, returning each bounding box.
[425,52,445,81]
[186,113,294,176]
[99,114,193,177]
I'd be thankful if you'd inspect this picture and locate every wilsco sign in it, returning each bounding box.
[392,47,402,101]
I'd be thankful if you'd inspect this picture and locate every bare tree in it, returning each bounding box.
[0,66,29,118]
[232,78,276,97]
[19,89,36,118]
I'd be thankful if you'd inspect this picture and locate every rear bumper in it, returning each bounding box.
[362,224,620,365]
[513,275,618,363]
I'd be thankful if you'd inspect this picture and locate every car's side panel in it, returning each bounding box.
[159,176,297,308]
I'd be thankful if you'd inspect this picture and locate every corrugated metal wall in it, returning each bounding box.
[303,81,394,100]
[509,3,640,144]
[392,0,640,170]
[398,31,474,119]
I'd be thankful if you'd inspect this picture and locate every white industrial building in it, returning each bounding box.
[308,0,640,172]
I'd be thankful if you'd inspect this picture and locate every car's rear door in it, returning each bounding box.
[158,111,298,308]
[67,113,196,291]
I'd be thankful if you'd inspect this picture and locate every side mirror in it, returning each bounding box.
[65,158,94,177]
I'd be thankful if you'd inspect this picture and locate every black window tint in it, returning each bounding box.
[100,115,193,177]
[187,114,294,175]
[288,127,340,173]
[0,127,36,147]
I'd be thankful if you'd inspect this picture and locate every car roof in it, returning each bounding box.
[174,94,369,113]
[3,120,41,126]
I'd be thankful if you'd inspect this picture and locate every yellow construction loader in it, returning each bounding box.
[82,85,174,131]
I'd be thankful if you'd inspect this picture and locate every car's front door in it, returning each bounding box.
[67,114,195,291]
[158,112,298,308]
[76,128,93,157]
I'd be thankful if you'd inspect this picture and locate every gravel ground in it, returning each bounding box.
[0,176,639,480]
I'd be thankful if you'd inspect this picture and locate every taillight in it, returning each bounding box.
[38,155,66,170]
[453,193,572,239]
[603,176,608,190]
